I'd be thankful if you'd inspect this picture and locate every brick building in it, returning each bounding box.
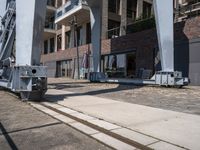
[42,0,200,85]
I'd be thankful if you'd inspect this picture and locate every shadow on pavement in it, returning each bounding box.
[0,122,18,150]
[45,83,143,102]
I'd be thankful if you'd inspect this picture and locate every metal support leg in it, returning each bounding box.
[153,0,174,72]
[153,0,189,86]
[88,1,106,82]
[0,0,48,100]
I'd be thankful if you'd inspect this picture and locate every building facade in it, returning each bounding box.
[42,0,200,85]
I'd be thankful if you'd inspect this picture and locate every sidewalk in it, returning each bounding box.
[45,89,200,150]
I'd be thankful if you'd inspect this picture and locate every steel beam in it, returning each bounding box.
[16,0,47,66]
[153,0,174,72]
[87,0,102,74]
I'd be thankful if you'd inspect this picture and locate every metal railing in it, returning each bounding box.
[176,2,200,19]
[45,21,55,30]
[106,17,155,39]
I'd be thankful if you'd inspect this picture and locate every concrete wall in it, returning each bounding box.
[189,38,200,85]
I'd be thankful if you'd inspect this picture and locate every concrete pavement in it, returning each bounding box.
[45,89,200,150]
[0,91,111,150]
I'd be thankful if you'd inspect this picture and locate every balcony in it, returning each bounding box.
[176,2,200,20]
[55,0,90,25]
[44,21,56,40]
[44,2,56,40]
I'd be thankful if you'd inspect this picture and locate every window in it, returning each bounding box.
[57,34,62,51]
[56,60,72,77]
[107,20,120,38]
[50,38,55,53]
[143,2,152,19]
[108,0,120,14]
[44,40,48,54]
[127,0,137,20]
[75,26,82,46]
[65,31,71,48]
[101,52,136,78]
[86,23,91,44]
[102,54,126,78]
[45,14,55,29]
[126,53,136,78]
[47,0,55,7]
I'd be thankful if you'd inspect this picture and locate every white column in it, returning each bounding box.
[60,0,66,51]
[16,0,47,65]
[153,0,174,71]
[55,0,58,8]
[61,25,65,50]
[62,0,66,5]
[54,35,57,52]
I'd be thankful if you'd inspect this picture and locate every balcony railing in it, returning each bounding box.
[177,2,200,15]
[47,0,56,7]
[45,21,55,30]
[56,0,88,19]
[107,17,155,39]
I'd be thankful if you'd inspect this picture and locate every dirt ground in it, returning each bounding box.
[48,78,200,115]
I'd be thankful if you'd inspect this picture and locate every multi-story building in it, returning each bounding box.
[43,0,154,78]
[42,0,200,85]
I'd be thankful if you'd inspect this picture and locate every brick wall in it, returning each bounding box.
[41,16,200,84]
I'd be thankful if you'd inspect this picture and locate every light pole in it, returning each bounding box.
[73,16,80,79]
[69,15,80,79]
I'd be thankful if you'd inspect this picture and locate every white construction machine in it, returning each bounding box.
[0,0,188,100]
[0,0,47,100]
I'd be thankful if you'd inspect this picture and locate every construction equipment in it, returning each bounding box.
[0,0,47,100]
[0,0,188,101]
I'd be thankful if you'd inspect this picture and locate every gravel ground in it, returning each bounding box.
[0,90,111,150]
[48,78,200,115]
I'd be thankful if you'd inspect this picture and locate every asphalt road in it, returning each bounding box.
[0,90,111,150]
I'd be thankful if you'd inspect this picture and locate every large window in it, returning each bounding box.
[44,40,48,54]
[108,20,120,38]
[101,52,136,78]
[127,0,137,20]
[143,2,152,19]
[86,23,91,44]
[56,60,72,77]
[108,0,120,14]
[50,38,55,53]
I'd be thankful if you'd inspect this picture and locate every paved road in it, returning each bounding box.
[48,78,200,115]
[0,91,111,150]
